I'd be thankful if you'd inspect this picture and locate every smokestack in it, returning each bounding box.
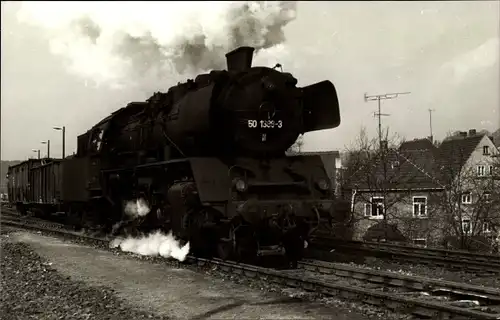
[225,46,255,72]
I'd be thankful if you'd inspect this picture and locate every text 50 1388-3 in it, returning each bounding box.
[248,120,283,129]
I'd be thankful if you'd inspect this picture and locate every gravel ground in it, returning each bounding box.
[3,223,494,320]
[0,227,171,320]
[1,226,413,320]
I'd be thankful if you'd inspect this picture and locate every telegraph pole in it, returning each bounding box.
[364,91,411,150]
[428,109,435,143]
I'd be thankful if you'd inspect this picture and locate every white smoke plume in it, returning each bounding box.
[124,198,151,218]
[17,1,297,90]
[110,231,190,262]
[111,198,190,261]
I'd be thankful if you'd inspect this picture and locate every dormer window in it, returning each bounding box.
[483,146,490,155]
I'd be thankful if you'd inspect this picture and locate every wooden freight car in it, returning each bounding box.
[7,155,94,221]
[7,159,43,214]
[7,159,63,216]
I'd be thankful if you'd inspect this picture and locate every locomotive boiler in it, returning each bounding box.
[10,46,347,266]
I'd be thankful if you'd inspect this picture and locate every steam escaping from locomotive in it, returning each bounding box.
[110,198,190,261]
[17,1,297,89]
[110,231,190,262]
[124,198,150,218]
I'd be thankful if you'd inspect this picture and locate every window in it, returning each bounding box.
[488,165,494,175]
[365,197,384,219]
[484,192,491,201]
[413,197,427,217]
[483,221,492,233]
[462,218,471,234]
[477,165,485,177]
[461,192,472,204]
[483,146,490,155]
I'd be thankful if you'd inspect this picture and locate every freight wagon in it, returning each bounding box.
[7,158,64,217]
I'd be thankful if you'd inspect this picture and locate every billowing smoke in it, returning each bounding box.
[110,231,190,262]
[124,198,150,218]
[17,1,297,90]
[110,198,190,262]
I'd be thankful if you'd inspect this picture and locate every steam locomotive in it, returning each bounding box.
[7,46,348,266]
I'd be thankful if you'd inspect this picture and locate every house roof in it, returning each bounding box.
[435,134,485,182]
[399,138,435,151]
[344,142,443,191]
[491,128,500,147]
[343,133,495,192]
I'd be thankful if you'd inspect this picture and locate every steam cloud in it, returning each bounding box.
[17,1,297,90]
[110,198,190,262]
[124,198,150,218]
[110,231,190,262]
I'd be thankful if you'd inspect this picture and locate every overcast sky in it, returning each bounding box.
[1,1,499,160]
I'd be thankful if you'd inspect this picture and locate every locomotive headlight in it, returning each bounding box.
[234,178,248,192]
[316,178,330,191]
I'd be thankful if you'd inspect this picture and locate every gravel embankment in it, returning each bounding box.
[0,227,170,320]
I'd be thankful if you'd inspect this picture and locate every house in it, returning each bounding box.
[435,129,499,246]
[343,129,499,249]
[343,138,445,245]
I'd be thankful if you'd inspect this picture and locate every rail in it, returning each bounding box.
[310,235,500,274]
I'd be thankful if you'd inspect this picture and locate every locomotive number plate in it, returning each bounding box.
[248,120,283,129]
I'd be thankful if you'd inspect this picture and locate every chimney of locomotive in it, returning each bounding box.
[225,46,255,72]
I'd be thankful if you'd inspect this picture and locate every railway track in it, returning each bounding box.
[310,236,500,275]
[2,216,500,319]
[299,260,500,308]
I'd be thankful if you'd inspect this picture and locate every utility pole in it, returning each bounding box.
[364,91,411,150]
[428,109,435,143]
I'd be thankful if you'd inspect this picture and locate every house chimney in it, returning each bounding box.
[469,129,476,136]
[459,131,467,137]
[225,46,255,72]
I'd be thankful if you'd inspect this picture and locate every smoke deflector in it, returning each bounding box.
[225,46,255,72]
[301,80,341,132]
